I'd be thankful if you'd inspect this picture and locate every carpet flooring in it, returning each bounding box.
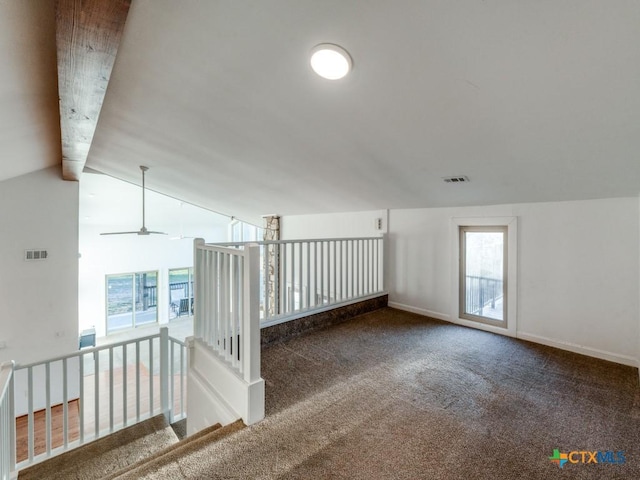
[18,415,179,480]
[126,307,640,479]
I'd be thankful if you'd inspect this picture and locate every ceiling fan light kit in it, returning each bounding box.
[100,165,167,236]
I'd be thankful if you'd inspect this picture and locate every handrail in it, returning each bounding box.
[211,236,383,246]
[169,337,186,347]
[203,236,386,326]
[193,235,384,375]
[11,328,187,470]
[170,281,191,291]
[195,242,259,254]
[15,333,160,370]
[465,274,503,316]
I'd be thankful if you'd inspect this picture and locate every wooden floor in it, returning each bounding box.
[15,364,186,464]
[15,400,80,463]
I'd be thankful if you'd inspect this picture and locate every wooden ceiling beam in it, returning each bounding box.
[56,0,131,181]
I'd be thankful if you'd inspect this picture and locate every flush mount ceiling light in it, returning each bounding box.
[310,43,352,80]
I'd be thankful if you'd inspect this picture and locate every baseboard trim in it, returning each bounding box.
[387,302,450,322]
[388,302,639,368]
[516,332,638,368]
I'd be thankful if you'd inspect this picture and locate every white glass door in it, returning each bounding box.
[459,227,507,327]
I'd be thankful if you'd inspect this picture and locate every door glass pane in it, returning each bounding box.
[107,274,134,332]
[231,222,242,242]
[135,271,157,326]
[169,268,193,320]
[464,231,504,321]
[243,223,256,242]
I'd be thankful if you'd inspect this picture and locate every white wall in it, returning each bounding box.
[79,173,232,337]
[13,358,80,416]
[280,200,639,366]
[281,210,388,240]
[388,198,640,366]
[0,167,79,365]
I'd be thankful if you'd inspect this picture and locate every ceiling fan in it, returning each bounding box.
[100,165,167,236]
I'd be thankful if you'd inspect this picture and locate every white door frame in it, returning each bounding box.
[451,217,518,338]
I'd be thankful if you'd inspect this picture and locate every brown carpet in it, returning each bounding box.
[122,307,640,479]
[109,420,243,479]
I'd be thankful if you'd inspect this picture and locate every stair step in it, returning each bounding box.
[18,415,179,480]
[102,421,222,480]
[170,418,187,440]
[107,420,245,479]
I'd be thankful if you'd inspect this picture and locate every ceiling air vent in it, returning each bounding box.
[25,249,48,261]
[443,176,470,183]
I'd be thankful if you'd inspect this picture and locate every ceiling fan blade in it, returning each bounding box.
[100,231,141,236]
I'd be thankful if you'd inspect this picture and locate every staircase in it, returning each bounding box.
[17,416,244,480]
[0,236,386,479]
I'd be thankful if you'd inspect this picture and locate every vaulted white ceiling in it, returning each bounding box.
[2,1,640,225]
[0,0,60,182]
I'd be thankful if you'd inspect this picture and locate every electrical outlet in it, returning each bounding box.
[55,331,65,338]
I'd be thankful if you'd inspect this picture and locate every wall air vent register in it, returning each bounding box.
[443,176,470,183]
[25,249,48,261]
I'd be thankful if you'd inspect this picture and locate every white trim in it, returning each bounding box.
[187,337,265,427]
[449,316,517,338]
[517,332,638,367]
[451,216,518,337]
[188,366,238,425]
[387,301,450,322]
[388,304,637,367]
[637,194,640,381]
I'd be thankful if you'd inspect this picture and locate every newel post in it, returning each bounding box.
[242,244,261,384]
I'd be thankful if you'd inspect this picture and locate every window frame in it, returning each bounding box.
[459,225,508,328]
[105,269,159,334]
[451,217,518,338]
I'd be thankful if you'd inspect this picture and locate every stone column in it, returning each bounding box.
[262,215,280,317]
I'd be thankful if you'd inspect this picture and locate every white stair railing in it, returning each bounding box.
[190,240,264,427]
[0,361,16,480]
[193,241,261,383]
[212,236,386,327]
[2,328,186,473]
[188,236,383,429]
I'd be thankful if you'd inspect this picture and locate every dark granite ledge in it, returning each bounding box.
[261,295,388,347]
